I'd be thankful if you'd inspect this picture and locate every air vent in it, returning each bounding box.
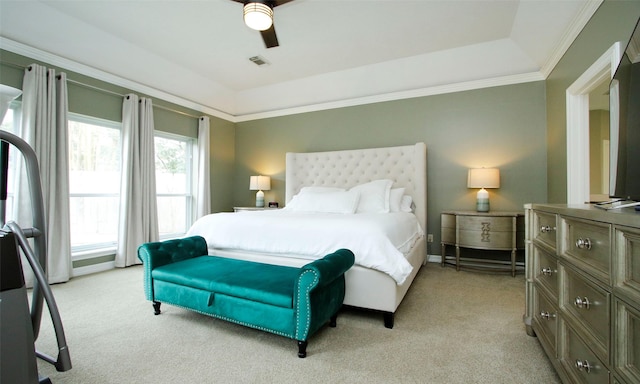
[249,55,270,66]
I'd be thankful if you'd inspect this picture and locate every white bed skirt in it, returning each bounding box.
[208,236,426,314]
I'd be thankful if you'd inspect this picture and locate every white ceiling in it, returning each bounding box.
[0,0,601,121]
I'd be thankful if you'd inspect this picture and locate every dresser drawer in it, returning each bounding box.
[561,263,610,361]
[534,211,558,252]
[457,216,515,250]
[561,217,612,283]
[560,321,610,384]
[614,226,640,304]
[613,298,640,384]
[533,286,558,355]
[534,246,559,299]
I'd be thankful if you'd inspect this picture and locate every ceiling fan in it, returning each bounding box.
[232,0,294,48]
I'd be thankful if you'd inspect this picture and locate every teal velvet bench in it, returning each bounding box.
[137,236,354,358]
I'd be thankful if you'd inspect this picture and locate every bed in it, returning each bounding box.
[187,143,427,328]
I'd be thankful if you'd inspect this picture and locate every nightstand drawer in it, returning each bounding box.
[457,216,514,250]
[560,321,610,384]
[561,217,611,283]
[441,213,456,244]
[561,263,610,361]
[534,246,559,299]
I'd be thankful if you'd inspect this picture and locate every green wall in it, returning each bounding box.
[235,81,548,252]
[545,1,640,203]
[0,49,236,213]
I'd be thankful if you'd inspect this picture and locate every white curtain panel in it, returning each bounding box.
[196,116,211,218]
[17,64,72,285]
[116,94,159,267]
[0,84,22,121]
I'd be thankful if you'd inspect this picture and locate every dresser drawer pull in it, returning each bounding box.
[540,225,556,233]
[575,359,592,373]
[574,296,591,310]
[575,237,592,250]
[541,267,554,276]
[539,311,556,320]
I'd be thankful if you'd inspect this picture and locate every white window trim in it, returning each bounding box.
[566,42,621,204]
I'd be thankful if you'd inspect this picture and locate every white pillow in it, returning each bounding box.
[400,195,414,213]
[389,188,405,212]
[349,179,393,213]
[299,186,345,194]
[285,190,359,214]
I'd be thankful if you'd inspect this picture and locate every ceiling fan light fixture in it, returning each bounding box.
[243,2,273,31]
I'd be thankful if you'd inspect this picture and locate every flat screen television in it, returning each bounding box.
[607,19,640,208]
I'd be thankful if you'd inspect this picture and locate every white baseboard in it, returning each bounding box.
[72,261,115,277]
[427,254,442,264]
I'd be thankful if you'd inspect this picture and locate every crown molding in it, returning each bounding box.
[0,37,235,122]
[627,28,640,64]
[539,0,603,78]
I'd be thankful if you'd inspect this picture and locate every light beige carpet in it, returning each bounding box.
[34,262,559,383]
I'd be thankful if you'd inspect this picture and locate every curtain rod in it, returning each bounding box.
[2,60,203,120]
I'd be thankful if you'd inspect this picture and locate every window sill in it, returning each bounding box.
[72,246,116,261]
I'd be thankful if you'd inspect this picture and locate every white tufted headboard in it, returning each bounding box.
[285,143,427,233]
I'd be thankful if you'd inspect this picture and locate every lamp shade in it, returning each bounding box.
[243,2,273,31]
[467,168,500,189]
[250,175,271,191]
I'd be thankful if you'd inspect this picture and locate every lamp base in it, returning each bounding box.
[476,199,490,212]
[255,190,265,207]
[476,188,490,212]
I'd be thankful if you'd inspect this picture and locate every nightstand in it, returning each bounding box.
[233,207,279,212]
[441,210,525,276]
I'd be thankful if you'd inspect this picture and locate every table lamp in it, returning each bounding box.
[250,175,271,207]
[467,168,500,212]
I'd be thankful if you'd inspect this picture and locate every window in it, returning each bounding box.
[68,114,121,252]
[155,132,195,239]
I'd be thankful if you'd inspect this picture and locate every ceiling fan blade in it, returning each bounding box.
[272,0,294,7]
[260,25,279,48]
[231,0,293,7]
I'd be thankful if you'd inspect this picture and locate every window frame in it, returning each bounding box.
[154,130,197,240]
[68,112,122,255]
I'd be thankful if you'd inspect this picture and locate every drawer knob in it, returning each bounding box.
[540,225,556,233]
[575,359,592,373]
[574,296,591,310]
[539,311,556,320]
[575,237,592,250]
[541,267,554,276]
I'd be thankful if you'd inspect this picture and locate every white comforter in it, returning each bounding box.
[186,210,424,285]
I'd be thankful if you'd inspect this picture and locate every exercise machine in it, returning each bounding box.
[1,130,72,383]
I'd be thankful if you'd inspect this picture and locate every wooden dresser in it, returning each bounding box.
[523,204,640,384]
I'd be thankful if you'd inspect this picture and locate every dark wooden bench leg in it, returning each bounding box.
[383,312,394,329]
[153,301,161,315]
[329,314,337,327]
[297,340,307,358]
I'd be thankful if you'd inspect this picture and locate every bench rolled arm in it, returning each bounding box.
[301,248,355,288]
[294,249,355,340]
[137,236,208,301]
